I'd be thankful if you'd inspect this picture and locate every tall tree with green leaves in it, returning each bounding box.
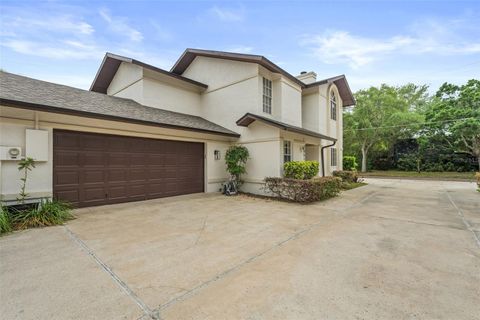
[425,79,480,170]
[344,84,426,172]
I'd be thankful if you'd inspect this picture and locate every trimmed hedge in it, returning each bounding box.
[263,176,342,203]
[333,170,359,183]
[284,161,319,180]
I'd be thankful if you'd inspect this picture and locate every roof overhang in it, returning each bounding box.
[90,52,208,94]
[0,98,240,138]
[304,75,356,107]
[236,113,336,142]
[171,49,306,87]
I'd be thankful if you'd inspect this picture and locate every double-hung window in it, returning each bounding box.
[263,78,272,114]
[330,148,337,166]
[330,91,337,121]
[283,140,292,163]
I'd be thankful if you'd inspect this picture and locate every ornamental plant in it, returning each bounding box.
[225,145,249,184]
[283,161,319,180]
[342,156,358,171]
[17,157,36,204]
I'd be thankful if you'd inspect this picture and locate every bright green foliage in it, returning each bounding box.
[225,145,249,182]
[0,205,12,235]
[425,80,480,170]
[9,199,73,230]
[344,84,427,172]
[283,161,319,180]
[17,157,36,204]
[342,156,358,171]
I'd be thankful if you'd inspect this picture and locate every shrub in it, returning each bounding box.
[0,205,12,235]
[225,145,249,187]
[333,170,359,183]
[313,176,342,199]
[343,156,358,171]
[9,199,74,230]
[284,161,319,180]
[397,154,420,171]
[263,176,341,202]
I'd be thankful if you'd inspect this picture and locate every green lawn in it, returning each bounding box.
[359,170,476,181]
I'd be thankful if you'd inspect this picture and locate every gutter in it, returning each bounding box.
[320,140,337,176]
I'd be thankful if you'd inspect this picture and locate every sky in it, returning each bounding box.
[0,0,479,93]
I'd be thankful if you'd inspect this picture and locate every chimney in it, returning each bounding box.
[296,71,317,84]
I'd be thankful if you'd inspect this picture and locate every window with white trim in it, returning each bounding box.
[330,148,337,166]
[283,140,292,163]
[263,77,272,114]
[330,91,337,121]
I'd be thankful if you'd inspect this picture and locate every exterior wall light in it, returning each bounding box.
[214,150,221,160]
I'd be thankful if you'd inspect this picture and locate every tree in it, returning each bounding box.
[344,84,426,172]
[425,80,480,170]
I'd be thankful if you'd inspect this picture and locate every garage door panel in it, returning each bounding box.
[55,171,79,186]
[83,135,107,150]
[55,189,79,204]
[54,130,204,207]
[108,153,129,166]
[84,187,107,201]
[84,152,105,166]
[108,169,127,182]
[84,170,105,184]
[55,151,80,167]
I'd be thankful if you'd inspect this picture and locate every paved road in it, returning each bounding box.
[1,179,479,319]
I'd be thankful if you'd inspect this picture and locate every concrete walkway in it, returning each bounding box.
[1,179,479,319]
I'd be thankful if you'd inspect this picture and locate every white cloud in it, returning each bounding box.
[209,6,245,22]
[99,8,143,42]
[3,39,102,59]
[302,18,480,69]
[149,21,173,41]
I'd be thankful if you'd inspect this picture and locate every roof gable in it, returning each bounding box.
[90,53,208,94]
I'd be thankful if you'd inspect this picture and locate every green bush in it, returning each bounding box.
[343,156,358,171]
[0,205,12,235]
[397,154,420,171]
[284,161,319,180]
[9,199,74,230]
[225,145,249,185]
[313,176,343,199]
[263,176,341,202]
[333,170,359,183]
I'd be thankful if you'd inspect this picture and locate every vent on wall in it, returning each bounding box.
[0,146,22,160]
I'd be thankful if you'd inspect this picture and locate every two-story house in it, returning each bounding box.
[0,49,355,207]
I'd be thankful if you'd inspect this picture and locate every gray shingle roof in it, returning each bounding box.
[0,71,239,137]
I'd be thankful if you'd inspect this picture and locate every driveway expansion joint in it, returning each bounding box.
[444,190,480,249]
[63,226,159,320]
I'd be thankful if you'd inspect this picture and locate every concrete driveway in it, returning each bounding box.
[1,179,479,320]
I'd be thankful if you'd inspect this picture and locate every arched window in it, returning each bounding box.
[330,91,337,121]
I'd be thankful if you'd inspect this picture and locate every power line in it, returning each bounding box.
[344,117,480,132]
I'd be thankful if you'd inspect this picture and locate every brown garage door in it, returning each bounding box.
[53,130,204,207]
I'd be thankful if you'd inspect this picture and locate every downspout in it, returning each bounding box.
[321,140,336,177]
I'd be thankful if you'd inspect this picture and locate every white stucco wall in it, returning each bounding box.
[142,77,202,116]
[279,80,302,127]
[107,62,143,96]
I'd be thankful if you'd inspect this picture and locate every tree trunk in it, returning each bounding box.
[361,147,368,172]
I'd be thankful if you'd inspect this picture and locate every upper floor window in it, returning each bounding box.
[263,78,272,114]
[330,91,337,121]
[283,140,292,163]
[330,148,337,166]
